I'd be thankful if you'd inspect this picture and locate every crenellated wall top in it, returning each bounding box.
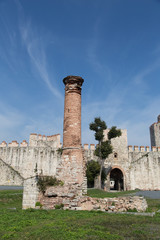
[0,133,61,149]
[0,140,28,148]
[128,145,160,152]
[29,133,60,148]
[83,144,96,150]
[83,144,160,153]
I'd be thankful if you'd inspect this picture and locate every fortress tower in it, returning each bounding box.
[150,115,160,147]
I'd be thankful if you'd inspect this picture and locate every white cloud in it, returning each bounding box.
[15,0,63,100]
[133,60,160,85]
[82,61,160,147]
[0,8,19,73]
[0,102,26,142]
[86,19,112,83]
[0,100,64,144]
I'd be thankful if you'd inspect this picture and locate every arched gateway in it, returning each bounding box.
[110,167,124,191]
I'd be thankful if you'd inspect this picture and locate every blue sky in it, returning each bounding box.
[0,0,160,147]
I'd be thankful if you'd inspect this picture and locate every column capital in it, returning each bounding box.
[63,75,84,86]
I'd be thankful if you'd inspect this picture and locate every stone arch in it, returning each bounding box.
[109,166,125,191]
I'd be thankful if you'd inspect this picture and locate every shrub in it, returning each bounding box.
[37,176,64,194]
[55,203,64,209]
[57,148,63,155]
[86,160,101,188]
[127,208,138,212]
[35,202,43,208]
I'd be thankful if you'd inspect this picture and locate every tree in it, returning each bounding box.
[89,117,121,189]
[108,126,121,140]
[86,160,107,188]
[86,160,101,188]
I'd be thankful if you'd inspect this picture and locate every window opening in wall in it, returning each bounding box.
[114,153,118,159]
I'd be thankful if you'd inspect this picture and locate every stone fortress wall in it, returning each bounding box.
[0,121,160,190]
[84,127,160,191]
[0,133,61,185]
[0,74,160,211]
[0,128,153,211]
[1,127,160,191]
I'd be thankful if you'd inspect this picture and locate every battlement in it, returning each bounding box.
[8,141,19,147]
[83,144,95,150]
[83,144,160,153]
[0,140,28,148]
[0,141,7,147]
[128,145,160,152]
[0,133,60,149]
[29,133,60,148]
[20,140,28,147]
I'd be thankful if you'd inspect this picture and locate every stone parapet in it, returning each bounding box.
[134,146,139,152]
[152,146,157,152]
[146,146,150,152]
[90,144,95,150]
[128,145,133,152]
[128,145,160,152]
[140,146,145,152]
[8,141,19,147]
[83,144,89,150]
[29,133,60,148]
[29,133,37,146]
[20,140,28,147]
[83,144,96,150]
[0,133,60,149]
[38,134,42,140]
[0,141,7,147]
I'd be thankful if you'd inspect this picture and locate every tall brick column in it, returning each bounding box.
[56,76,85,187]
[56,75,86,196]
[63,76,84,148]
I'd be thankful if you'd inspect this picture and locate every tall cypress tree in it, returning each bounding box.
[89,117,121,189]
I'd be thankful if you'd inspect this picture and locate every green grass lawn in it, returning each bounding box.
[87,188,139,198]
[0,189,160,240]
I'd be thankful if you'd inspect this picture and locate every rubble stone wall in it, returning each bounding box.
[38,185,147,212]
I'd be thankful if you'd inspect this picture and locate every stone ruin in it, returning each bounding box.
[21,76,147,212]
[4,75,160,211]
